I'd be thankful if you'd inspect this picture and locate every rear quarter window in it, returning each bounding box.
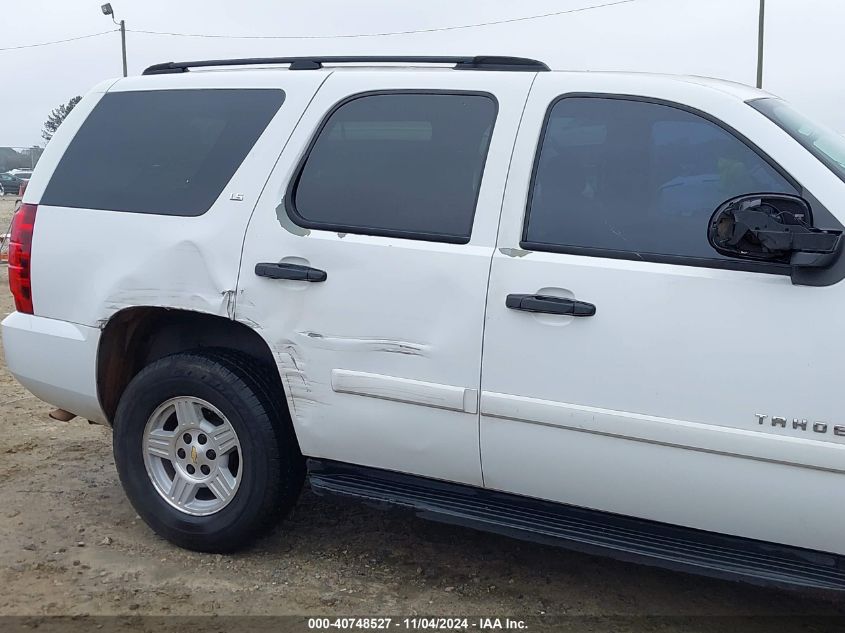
[42,89,285,216]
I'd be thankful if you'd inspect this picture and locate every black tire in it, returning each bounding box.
[113,349,304,552]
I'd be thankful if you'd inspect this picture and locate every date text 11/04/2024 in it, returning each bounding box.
[306,617,528,630]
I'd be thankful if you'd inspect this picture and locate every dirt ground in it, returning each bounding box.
[0,196,844,629]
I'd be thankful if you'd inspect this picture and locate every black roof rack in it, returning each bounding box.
[142,55,549,75]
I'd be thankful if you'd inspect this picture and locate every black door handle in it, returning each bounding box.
[255,262,327,282]
[506,294,596,317]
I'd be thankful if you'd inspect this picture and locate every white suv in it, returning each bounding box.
[6,56,845,591]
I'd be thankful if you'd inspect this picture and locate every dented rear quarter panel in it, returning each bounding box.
[27,71,329,328]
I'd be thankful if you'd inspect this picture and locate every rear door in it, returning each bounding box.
[480,73,845,554]
[236,70,534,485]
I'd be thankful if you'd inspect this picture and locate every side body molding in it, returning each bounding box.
[332,369,478,414]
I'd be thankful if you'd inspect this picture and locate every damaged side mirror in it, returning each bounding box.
[708,194,843,270]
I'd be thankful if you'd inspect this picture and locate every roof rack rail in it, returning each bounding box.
[142,55,550,75]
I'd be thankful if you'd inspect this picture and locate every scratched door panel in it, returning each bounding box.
[236,70,535,485]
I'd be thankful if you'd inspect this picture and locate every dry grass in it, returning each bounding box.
[0,195,19,233]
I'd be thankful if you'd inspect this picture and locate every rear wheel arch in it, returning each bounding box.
[96,307,292,429]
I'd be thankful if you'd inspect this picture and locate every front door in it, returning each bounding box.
[480,73,845,554]
[237,70,534,485]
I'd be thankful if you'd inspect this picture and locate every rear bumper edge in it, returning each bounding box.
[2,311,106,424]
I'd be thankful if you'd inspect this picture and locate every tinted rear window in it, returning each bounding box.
[42,89,284,216]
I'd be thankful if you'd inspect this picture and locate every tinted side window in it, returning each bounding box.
[43,89,285,216]
[290,93,497,243]
[524,97,798,261]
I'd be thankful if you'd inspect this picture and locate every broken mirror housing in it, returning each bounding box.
[708,193,843,269]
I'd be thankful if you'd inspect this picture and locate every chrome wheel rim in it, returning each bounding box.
[142,396,242,516]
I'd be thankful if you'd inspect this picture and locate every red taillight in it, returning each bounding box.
[8,203,36,314]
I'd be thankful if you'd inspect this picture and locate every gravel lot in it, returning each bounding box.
[0,196,843,630]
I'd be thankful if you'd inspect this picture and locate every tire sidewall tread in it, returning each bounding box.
[113,349,303,553]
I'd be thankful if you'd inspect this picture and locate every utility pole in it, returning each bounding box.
[756,0,765,89]
[101,4,127,77]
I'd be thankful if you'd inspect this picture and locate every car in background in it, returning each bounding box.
[9,169,33,179]
[0,172,27,195]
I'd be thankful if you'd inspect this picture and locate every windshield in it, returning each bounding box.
[750,98,845,183]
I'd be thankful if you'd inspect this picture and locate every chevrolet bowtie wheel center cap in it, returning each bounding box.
[142,397,242,516]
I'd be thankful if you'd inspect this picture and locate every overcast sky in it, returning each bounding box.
[3,0,842,148]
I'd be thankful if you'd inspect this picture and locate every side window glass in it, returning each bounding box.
[524,97,798,260]
[42,89,285,216]
[290,93,497,243]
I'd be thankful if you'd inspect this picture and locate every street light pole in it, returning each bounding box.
[119,19,127,77]
[756,0,765,89]
[101,4,127,77]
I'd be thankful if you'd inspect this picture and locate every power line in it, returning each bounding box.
[0,29,117,52]
[127,0,637,40]
[0,1,638,55]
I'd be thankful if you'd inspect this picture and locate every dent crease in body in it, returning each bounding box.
[271,344,310,417]
[296,331,428,356]
[222,289,236,319]
[101,240,236,320]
